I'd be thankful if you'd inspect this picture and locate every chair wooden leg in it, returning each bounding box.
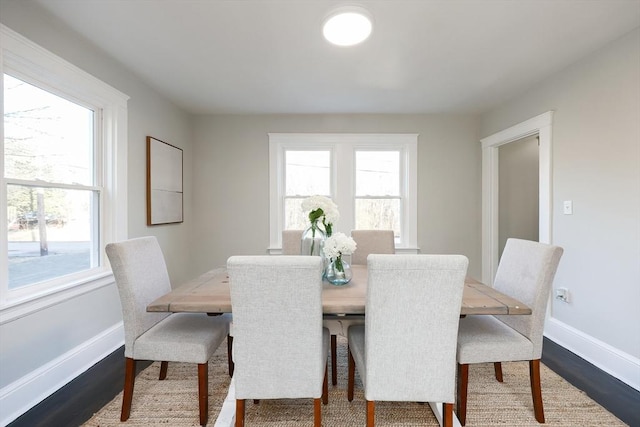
[314,397,322,427]
[235,399,245,427]
[198,363,208,426]
[529,359,545,423]
[121,357,136,421]
[494,362,503,382]
[323,362,329,404]
[443,402,453,427]
[227,335,234,377]
[457,363,469,426]
[366,400,375,427]
[331,334,338,385]
[347,345,355,401]
[159,361,168,380]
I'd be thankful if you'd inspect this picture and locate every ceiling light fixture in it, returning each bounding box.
[322,6,373,47]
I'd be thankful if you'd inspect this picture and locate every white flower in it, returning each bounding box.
[323,232,357,261]
[301,195,339,235]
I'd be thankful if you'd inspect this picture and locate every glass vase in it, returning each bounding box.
[325,256,352,286]
[300,222,326,257]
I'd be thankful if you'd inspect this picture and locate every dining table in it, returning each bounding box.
[147,264,531,316]
[147,264,530,427]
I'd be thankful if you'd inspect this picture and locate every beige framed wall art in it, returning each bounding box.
[147,136,183,225]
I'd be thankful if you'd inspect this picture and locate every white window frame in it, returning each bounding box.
[0,25,129,322]
[268,133,418,253]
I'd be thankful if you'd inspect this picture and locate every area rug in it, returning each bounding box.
[83,336,626,426]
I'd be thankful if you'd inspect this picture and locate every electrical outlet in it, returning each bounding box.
[555,287,569,303]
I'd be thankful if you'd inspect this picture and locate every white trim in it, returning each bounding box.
[1,24,128,310]
[480,111,554,284]
[545,318,640,391]
[268,133,418,251]
[0,322,124,426]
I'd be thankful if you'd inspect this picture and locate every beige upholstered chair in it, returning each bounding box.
[350,230,395,265]
[227,256,329,427]
[281,229,303,255]
[348,254,468,427]
[106,237,231,426]
[456,238,564,425]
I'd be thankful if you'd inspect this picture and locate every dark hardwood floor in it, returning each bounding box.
[7,338,639,427]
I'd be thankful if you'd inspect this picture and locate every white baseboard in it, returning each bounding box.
[0,322,124,426]
[544,317,640,391]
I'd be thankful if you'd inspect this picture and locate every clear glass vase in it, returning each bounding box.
[325,256,352,286]
[300,222,326,257]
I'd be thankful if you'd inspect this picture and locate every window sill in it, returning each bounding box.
[0,271,115,325]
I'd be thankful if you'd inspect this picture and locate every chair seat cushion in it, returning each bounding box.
[457,315,534,364]
[133,312,230,364]
[323,314,364,336]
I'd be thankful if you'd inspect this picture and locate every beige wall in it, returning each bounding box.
[191,114,482,277]
[482,28,640,362]
[498,135,539,258]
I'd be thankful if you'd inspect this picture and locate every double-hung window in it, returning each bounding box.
[269,133,418,253]
[1,25,128,314]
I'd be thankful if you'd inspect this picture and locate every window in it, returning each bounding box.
[269,133,417,253]
[1,25,128,314]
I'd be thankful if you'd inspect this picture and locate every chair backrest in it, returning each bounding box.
[281,229,303,255]
[493,238,564,358]
[364,254,468,403]
[105,236,172,358]
[227,255,325,399]
[350,230,395,265]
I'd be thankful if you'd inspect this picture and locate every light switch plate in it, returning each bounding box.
[563,200,573,215]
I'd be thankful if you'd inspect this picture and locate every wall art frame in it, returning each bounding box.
[147,136,183,225]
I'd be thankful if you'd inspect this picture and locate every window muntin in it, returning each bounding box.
[4,74,101,290]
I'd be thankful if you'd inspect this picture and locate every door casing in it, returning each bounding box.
[480,111,554,285]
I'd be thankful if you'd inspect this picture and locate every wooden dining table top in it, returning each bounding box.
[147,264,531,316]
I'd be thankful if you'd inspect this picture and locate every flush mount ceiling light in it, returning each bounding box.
[322,6,373,46]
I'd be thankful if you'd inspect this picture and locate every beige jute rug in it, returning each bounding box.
[84,336,626,426]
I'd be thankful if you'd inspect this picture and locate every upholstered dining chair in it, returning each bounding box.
[350,229,395,265]
[347,254,468,427]
[227,256,329,427]
[106,237,231,426]
[456,238,564,425]
[281,229,304,254]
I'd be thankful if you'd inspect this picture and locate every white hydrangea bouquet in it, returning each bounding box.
[323,232,357,276]
[301,195,339,237]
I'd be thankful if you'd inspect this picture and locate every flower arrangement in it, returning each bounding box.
[301,195,339,236]
[323,232,357,274]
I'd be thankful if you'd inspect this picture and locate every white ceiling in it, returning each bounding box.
[34,0,640,115]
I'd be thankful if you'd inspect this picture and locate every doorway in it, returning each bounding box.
[498,134,539,259]
[480,111,553,284]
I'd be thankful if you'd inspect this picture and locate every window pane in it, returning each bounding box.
[285,150,330,195]
[284,197,308,230]
[7,184,99,289]
[355,198,400,236]
[4,74,94,185]
[355,151,400,196]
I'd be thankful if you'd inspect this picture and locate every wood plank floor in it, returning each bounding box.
[7,338,639,427]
